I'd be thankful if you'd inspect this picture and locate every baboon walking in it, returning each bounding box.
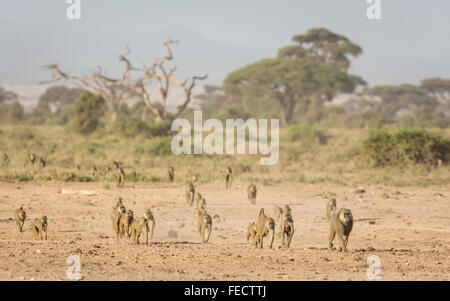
[14,207,26,233]
[197,209,212,243]
[326,198,337,222]
[246,222,257,242]
[253,208,275,249]
[168,166,175,182]
[186,182,195,206]
[131,210,155,245]
[281,210,294,248]
[32,216,48,240]
[119,209,134,239]
[328,208,353,252]
[224,166,232,189]
[110,199,126,237]
[247,183,257,204]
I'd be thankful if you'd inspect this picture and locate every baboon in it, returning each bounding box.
[39,157,46,168]
[247,183,257,204]
[90,166,97,178]
[246,222,257,242]
[197,209,212,243]
[110,200,126,237]
[191,175,199,187]
[168,166,175,182]
[197,198,207,212]
[281,210,294,248]
[224,166,232,189]
[114,167,125,187]
[275,206,284,238]
[2,153,9,167]
[186,182,195,206]
[25,151,36,166]
[195,192,202,207]
[32,216,48,240]
[253,208,275,249]
[328,208,353,252]
[118,209,134,239]
[14,207,26,233]
[131,209,155,245]
[326,198,337,222]
[113,161,123,170]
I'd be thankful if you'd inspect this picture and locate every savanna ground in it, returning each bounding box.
[0,125,449,280]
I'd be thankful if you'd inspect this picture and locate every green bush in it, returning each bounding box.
[146,137,173,156]
[363,128,450,166]
[73,92,105,134]
[285,125,328,145]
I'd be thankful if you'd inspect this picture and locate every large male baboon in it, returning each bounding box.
[131,209,155,245]
[32,216,48,240]
[328,208,353,252]
[118,209,134,239]
[253,208,275,249]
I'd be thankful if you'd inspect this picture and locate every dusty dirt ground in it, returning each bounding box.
[0,181,448,281]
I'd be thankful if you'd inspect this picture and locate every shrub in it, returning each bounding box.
[146,137,173,156]
[363,128,450,167]
[285,125,328,145]
[73,92,105,134]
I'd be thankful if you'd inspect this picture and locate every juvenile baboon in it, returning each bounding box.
[131,209,155,244]
[2,153,9,167]
[247,183,257,204]
[118,209,134,239]
[224,166,232,189]
[326,198,337,222]
[110,201,126,237]
[246,222,257,242]
[197,198,207,212]
[186,182,195,206]
[32,216,48,240]
[39,157,46,168]
[25,151,36,166]
[114,167,125,187]
[281,210,294,248]
[197,209,212,243]
[168,166,175,182]
[328,208,353,252]
[14,207,26,233]
[253,208,275,249]
[191,175,199,187]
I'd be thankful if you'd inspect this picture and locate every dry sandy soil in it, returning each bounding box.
[0,181,448,281]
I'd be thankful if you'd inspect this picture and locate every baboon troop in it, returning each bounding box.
[224,166,232,189]
[14,207,26,233]
[118,209,134,239]
[32,215,48,240]
[328,208,353,252]
[168,166,175,183]
[253,208,275,249]
[326,198,337,222]
[186,182,195,206]
[197,208,212,243]
[247,183,257,204]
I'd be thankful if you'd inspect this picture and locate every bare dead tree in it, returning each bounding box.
[41,38,208,122]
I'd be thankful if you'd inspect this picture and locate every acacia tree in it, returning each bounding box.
[42,39,207,123]
[420,78,450,104]
[0,86,17,104]
[223,58,358,125]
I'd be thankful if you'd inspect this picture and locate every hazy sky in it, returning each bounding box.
[1,0,449,86]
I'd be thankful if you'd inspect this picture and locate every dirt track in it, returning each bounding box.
[0,181,448,280]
